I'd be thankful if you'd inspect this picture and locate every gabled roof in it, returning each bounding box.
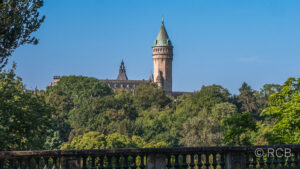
[153,18,173,47]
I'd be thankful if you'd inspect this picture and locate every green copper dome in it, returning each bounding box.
[153,19,173,47]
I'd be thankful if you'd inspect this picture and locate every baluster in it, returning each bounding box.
[174,154,180,169]
[287,155,292,168]
[99,156,104,169]
[246,153,250,169]
[107,156,113,169]
[9,159,13,169]
[251,153,257,169]
[280,153,285,167]
[115,155,121,169]
[266,155,271,168]
[205,153,210,169]
[140,155,146,169]
[131,155,137,169]
[0,160,3,169]
[273,155,278,168]
[182,154,188,169]
[190,154,195,169]
[219,153,225,169]
[197,154,203,169]
[18,158,23,169]
[43,157,49,169]
[123,156,129,169]
[294,152,299,167]
[166,155,172,169]
[51,157,57,169]
[26,158,31,169]
[212,153,217,169]
[82,156,88,169]
[259,155,264,168]
[35,158,40,169]
[91,156,96,169]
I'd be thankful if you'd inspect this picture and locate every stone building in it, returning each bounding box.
[51,19,191,97]
[153,18,173,95]
[98,60,151,91]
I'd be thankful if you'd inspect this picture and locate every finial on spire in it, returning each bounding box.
[162,16,164,25]
[120,59,125,69]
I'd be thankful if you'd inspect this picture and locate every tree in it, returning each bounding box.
[133,83,172,110]
[261,77,300,144]
[211,102,238,145]
[134,107,178,146]
[0,65,51,150]
[179,103,237,146]
[0,0,45,69]
[237,82,258,115]
[61,132,167,150]
[44,76,113,148]
[257,84,281,113]
[222,112,257,145]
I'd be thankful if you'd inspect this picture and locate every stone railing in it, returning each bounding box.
[0,145,299,169]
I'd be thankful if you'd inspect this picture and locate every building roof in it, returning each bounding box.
[153,18,173,47]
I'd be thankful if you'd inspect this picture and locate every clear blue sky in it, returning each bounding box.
[8,0,300,94]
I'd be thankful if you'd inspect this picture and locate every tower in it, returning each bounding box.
[117,60,128,80]
[152,18,173,94]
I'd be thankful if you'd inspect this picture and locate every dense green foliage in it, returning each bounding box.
[223,112,257,145]
[0,65,51,150]
[261,77,300,144]
[61,132,167,150]
[1,72,298,150]
[38,76,299,149]
[0,0,45,69]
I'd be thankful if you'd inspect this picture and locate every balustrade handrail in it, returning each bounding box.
[1,144,299,159]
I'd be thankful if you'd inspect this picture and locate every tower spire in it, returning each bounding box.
[117,59,128,80]
[154,18,172,47]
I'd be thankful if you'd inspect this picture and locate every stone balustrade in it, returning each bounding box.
[0,145,299,169]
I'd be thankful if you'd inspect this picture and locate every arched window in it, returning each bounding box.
[114,84,117,88]
[127,84,130,88]
[121,84,123,88]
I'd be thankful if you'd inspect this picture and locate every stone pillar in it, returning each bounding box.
[60,156,81,169]
[226,152,247,169]
[147,154,166,169]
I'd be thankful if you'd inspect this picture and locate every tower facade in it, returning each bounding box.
[152,19,173,94]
